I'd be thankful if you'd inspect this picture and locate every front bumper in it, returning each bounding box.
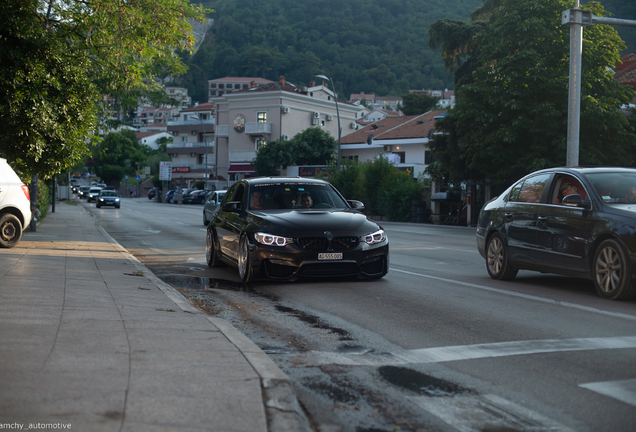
[248,240,389,280]
[98,199,120,206]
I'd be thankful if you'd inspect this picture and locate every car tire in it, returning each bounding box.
[238,234,254,283]
[0,213,23,248]
[206,228,224,268]
[486,232,518,280]
[593,239,636,300]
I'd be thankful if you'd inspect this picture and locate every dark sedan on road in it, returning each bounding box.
[476,167,636,300]
[205,177,389,282]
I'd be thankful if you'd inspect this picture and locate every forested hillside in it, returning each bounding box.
[176,0,634,103]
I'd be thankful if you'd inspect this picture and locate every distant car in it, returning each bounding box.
[184,190,207,205]
[165,190,175,203]
[78,186,91,199]
[0,157,32,248]
[87,187,103,202]
[96,191,121,209]
[477,166,636,300]
[104,185,116,191]
[148,188,156,200]
[205,177,389,282]
[203,190,226,225]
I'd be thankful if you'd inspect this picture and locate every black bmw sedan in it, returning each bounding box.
[205,177,389,282]
[477,167,636,300]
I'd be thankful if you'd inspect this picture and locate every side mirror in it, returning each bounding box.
[222,201,242,213]
[348,200,365,211]
[562,194,591,209]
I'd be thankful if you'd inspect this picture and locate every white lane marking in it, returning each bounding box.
[579,379,636,407]
[301,336,636,367]
[186,257,206,264]
[389,268,636,322]
[175,221,189,226]
[411,393,576,432]
[389,241,480,254]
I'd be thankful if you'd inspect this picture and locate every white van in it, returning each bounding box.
[0,158,32,248]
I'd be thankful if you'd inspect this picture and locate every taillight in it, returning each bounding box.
[21,185,30,201]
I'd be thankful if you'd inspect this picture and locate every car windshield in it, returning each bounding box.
[100,192,117,197]
[586,172,636,204]
[248,182,348,210]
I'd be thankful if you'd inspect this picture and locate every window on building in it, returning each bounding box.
[210,91,216,96]
[321,120,325,127]
[257,112,267,123]
[218,91,224,96]
[425,150,433,165]
[198,154,206,164]
[393,152,405,163]
[181,136,187,142]
[210,84,217,89]
[219,84,225,89]
[255,138,267,151]
[243,84,249,89]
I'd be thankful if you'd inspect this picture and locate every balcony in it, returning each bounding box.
[167,119,215,126]
[168,142,215,149]
[245,122,271,135]
[216,125,229,137]
[229,151,256,162]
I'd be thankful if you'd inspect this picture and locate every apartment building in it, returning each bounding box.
[210,76,367,182]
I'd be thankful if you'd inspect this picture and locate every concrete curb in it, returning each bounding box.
[91,211,312,432]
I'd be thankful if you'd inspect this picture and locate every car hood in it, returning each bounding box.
[250,209,380,237]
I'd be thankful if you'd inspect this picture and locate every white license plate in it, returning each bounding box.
[318,253,343,260]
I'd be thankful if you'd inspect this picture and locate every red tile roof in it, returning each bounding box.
[341,110,447,144]
[615,54,636,88]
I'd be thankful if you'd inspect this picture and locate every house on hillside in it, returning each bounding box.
[359,108,403,124]
[339,110,448,179]
[615,53,636,107]
[207,77,273,100]
[210,76,367,183]
[135,131,172,150]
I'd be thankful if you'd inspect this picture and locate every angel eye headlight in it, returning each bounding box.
[254,232,293,246]
[363,229,386,245]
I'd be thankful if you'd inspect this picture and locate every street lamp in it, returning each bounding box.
[191,114,209,189]
[316,74,342,171]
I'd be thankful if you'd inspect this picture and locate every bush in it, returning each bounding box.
[37,179,50,221]
[319,156,425,221]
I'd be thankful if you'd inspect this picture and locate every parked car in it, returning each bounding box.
[87,186,103,202]
[165,190,175,203]
[78,186,91,199]
[0,158,32,248]
[476,166,636,300]
[148,188,156,200]
[205,177,389,282]
[185,190,207,205]
[203,190,227,226]
[96,190,121,209]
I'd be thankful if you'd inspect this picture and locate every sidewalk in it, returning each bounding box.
[0,202,310,432]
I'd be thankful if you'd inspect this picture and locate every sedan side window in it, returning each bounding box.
[517,174,551,203]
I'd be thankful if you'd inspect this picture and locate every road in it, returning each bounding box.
[79,195,636,432]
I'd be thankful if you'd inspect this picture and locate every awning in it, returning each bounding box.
[228,164,255,173]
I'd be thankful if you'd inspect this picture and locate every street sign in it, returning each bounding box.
[159,161,172,181]
[125,175,129,183]
[144,166,151,175]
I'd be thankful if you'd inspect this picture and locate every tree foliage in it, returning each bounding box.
[427,0,636,186]
[253,127,336,176]
[400,92,442,115]
[0,0,207,179]
[89,130,152,184]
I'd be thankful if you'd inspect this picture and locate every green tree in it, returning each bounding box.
[253,128,336,176]
[428,0,636,185]
[90,130,150,183]
[400,92,442,115]
[0,0,208,179]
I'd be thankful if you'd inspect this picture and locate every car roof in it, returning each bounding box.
[242,177,329,185]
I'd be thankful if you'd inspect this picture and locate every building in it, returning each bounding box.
[135,131,172,151]
[165,103,215,184]
[211,76,367,182]
[360,108,403,124]
[207,77,273,100]
[349,92,403,111]
[339,109,448,179]
[409,89,455,109]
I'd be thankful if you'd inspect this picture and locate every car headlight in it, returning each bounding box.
[99,198,104,201]
[115,198,120,202]
[363,229,387,245]
[254,232,294,246]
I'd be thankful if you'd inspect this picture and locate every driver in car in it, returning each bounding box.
[250,191,269,210]
[300,192,313,208]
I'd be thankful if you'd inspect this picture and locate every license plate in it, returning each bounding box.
[318,253,343,260]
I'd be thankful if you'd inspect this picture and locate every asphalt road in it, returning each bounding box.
[79,196,636,432]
